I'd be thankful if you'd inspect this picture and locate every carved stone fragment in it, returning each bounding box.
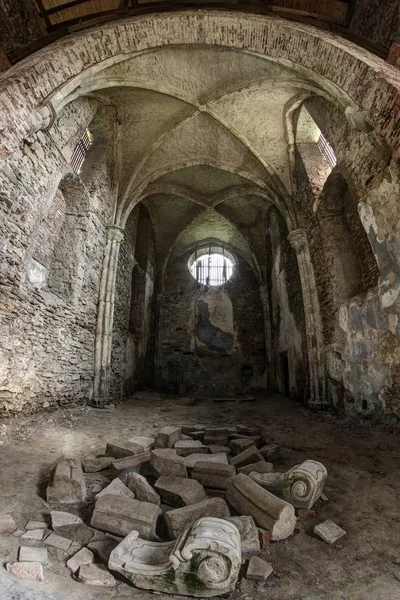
[165,498,230,538]
[91,494,161,539]
[46,457,86,504]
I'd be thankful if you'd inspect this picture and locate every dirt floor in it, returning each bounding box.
[0,392,400,600]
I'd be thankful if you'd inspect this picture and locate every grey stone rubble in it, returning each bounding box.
[96,477,136,499]
[106,440,145,459]
[165,497,230,538]
[82,456,114,472]
[110,452,151,482]
[230,445,265,468]
[91,494,161,539]
[79,563,116,586]
[203,427,229,446]
[229,438,255,454]
[21,529,45,541]
[154,426,182,449]
[174,439,209,456]
[44,533,72,551]
[0,515,17,534]
[150,448,188,478]
[155,475,206,507]
[226,516,260,558]
[185,452,228,469]
[88,539,119,563]
[314,520,347,544]
[19,546,48,565]
[126,473,161,505]
[246,556,274,581]
[191,461,236,489]
[25,520,47,530]
[6,561,45,582]
[46,457,86,504]
[50,510,83,529]
[66,547,95,574]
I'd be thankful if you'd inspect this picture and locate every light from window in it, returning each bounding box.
[190,251,234,286]
[70,129,92,174]
[317,132,337,168]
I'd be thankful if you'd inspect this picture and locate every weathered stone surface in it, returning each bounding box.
[44,533,72,550]
[0,515,17,534]
[191,461,236,490]
[229,434,263,447]
[110,452,151,482]
[246,556,273,581]
[209,444,231,455]
[188,430,205,442]
[314,520,346,544]
[260,445,281,461]
[165,498,230,538]
[150,449,188,478]
[230,446,265,468]
[128,436,155,451]
[46,457,86,504]
[235,425,262,437]
[185,452,228,470]
[126,473,161,505]
[25,520,47,530]
[79,563,116,586]
[19,546,48,564]
[96,477,135,500]
[225,516,260,558]
[154,426,182,449]
[67,547,95,574]
[203,428,229,446]
[82,457,113,472]
[7,561,44,582]
[50,510,83,529]
[248,472,283,494]
[229,438,256,455]
[21,529,45,541]
[238,461,274,476]
[155,476,206,507]
[174,439,209,457]
[88,539,118,564]
[106,441,145,459]
[281,460,328,509]
[226,474,296,541]
[258,528,271,549]
[91,494,161,539]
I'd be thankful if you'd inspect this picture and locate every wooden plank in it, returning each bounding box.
[35,0,52,28]
[269,1,349,26]
[46,0,93,15]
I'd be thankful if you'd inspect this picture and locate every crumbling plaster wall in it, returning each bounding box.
[266,207,307,400]
[161,250,266,395]
[350,0,400,49]
[296,96,400,421]
[0,99,116,415]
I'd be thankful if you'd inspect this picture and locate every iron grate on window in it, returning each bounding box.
[70,129,91,174]
[190,248,234,287]
[317,132,337,168]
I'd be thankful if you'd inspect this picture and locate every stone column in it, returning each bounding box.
[288,229,327,407]
[259,283,274,389]
[93,225,125,406]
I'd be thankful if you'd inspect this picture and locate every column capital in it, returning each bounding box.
[107,224,125,243]
[288,228,308,252]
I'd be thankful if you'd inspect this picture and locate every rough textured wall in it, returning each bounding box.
[350,0,400,48]
[0,99,116,415]
[0,0,46,57]
[266,208,307,400]
[161,250,266,395]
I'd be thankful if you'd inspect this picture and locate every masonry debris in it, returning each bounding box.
[3,424,334,597]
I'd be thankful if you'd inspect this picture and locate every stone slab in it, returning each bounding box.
[314,520,346,544]
[128,436,155,452]
[50,510,83,529]
[46,457,86,504]
[229,438,255,455]
[44,533,71,551]
[191,461,236,490]
[185,452,228,470]
[110,452,151,482]
[0,515,17,534]
[154,426,182,449]
[126,473,161,505]
[96,477,135,500]
[155,476,206,507]
[19,546,48,565]
[82,457,113,472]
[21,529,45,541]
[209,444,231,455]
[150,449,188,478]
[67,547,95,574]
[174,440,209,457]
[88,539,119,564]
[6,562,44,582]
[165,497,230,538]
[230,446,265,468]
[225,516,260,558]
[203,428,229,446]
[79,563,116,587]
[25,520,47,530]
[91,495,161,540]
[260,445,281,461]
[246,556,273,581]
[238,461,274,476]
[106,440,145,459]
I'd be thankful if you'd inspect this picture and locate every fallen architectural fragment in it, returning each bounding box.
[79,563,116,586]
[19,546,48,565]
[165,498,230,538]
[229,438,255,454]
[46,457,86,504]
[230,446,265,468]
[203,428,229,446]
[174,440,209,456]
[154,426,182,448]
[150,448,188,478]
[225,516,260,558]
[96,477,136,500]
[109,517,241,597]
[7,561,44,582]
[238,461,274,476]
[185,452,228,470]
[44,533,71,551]
[191,462,236,490]
[110,452,151,482]
[50,510,83,529]
[91,494,161,539]
[249,460,328,509]
[82,457,113,472]
[155,475,206,507]
[226,474,296,541]
[127,473,161,505]
[88,539,119,564]
[260,445,281,461]
[67,547,95,574]
[246,556,273,581]
[314,520,346,544]
[106,440,145,458]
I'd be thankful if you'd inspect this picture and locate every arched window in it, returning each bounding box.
[188,246,234,287]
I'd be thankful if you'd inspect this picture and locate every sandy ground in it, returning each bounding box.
[0,393,400,600]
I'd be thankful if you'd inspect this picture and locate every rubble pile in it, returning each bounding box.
[1,424,341,597]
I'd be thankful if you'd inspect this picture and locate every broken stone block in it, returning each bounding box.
[109,517,241,597]
[165,498,230,538]
[154,426,182,449]
[67,547,95,574]
[246,556,273,581]
[281,460,328,509]
[79,563,116,587]
[226,474,296,541]
[91,495,161,540]
[203,428,229,446]
[229,433,263,447]
[96,477,135,500]
[46,457,86,504]
[44,533,72,551]
[235,425,261,437]
[155,476,206,507]
[82,457,113,473]
[258,528,271,549]
[191,462,236,490]
[106,440,145,459]
[25,520,47,530]
[260,444,281,461]
[248,472,283,495]
[209,444,231,455]
[88,539,118,564]
[185,452,228,470]
[110,452,151,482]
[225,516,260,558]
[128,436,155,452]
[314,520,346,544]
[0,515,17,534]
[21,529,45,541]
[126,473,161,505]
[238,461,274,476]
[6,561,44,582]
[50,510,83,529]
[189,430,205,442]
[230,446,265,469]
[229,438,257,455]
[150,449,188,478]
[19,546,48,564]
[174,440,209,457]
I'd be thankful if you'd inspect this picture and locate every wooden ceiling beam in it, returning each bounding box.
[46,0,94,16]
